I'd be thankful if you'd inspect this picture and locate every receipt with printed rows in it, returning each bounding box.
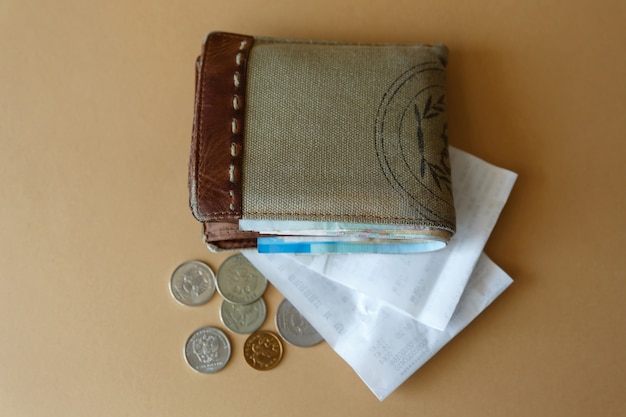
[243,250,512,400]
[290,147,517,331]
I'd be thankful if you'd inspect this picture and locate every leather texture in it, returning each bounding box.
[189,32,257,250]
[189,32,253,222]
[202,222,259,251]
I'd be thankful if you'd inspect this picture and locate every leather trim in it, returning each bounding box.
[189,32,254,222]
[202,222,259,251]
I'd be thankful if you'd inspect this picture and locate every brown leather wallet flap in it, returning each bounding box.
[189,32,254,223]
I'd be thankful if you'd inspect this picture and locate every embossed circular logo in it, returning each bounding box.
[374,62,455,228]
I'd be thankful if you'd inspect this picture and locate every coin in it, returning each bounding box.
[169,260,216,306]
[243,330,283,371]
[275,298,324,347]
[216,253,267,305]
[220,297,267,334]
[184,326,231,373]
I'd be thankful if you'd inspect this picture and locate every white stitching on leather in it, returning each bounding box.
[229,39,248,213]
[229,164,235,183]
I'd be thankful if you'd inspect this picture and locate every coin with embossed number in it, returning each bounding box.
[216,254,267,305]
[275,298,324,347]
[220,297,267,334]
[184,326,231,373]
[243,330,283,371]
[169,261,216,306]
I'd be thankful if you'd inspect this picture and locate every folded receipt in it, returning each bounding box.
[244,250,512,400]
[242,147,518,400]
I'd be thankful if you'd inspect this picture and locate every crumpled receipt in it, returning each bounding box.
[244,250,512,400]
[291,147,518,331]
[242,148,517,400]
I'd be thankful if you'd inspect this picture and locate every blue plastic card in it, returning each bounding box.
[257,237,446,254]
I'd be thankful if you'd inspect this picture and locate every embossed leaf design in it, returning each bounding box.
[412,102,452,194]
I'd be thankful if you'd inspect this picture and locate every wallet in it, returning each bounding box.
[188,31,456,253]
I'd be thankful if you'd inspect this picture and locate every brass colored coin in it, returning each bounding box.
[243,330,283,371]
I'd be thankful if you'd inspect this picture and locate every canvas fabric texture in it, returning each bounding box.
[242,38,455,231]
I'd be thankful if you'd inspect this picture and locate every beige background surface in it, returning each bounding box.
[1,0,624,416]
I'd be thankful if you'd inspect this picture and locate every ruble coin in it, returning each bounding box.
[216,254,267,305]
[220,297,267,334]
[184,326,231,373]
[170,261,216,306]
[243,330,283,371]
[275,298,324,347]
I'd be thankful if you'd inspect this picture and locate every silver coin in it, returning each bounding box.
[169,261,216,306]
[216,254,267,305]
[184,326,231,373]
[275,298,324,347]
[219,297,267,334]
